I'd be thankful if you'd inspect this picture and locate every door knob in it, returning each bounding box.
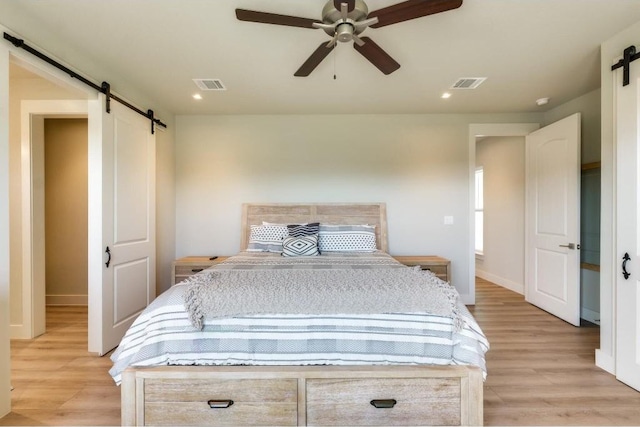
[559,243,576,250]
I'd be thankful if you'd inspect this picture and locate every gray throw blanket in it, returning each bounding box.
[183,266,462,331]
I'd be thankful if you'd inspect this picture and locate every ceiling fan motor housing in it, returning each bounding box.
[321,0,369,38]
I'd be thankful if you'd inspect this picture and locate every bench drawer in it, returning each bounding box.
[143,378,297,426]
[305,377,462,426]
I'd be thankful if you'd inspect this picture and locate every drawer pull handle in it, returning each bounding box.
[208,399,234,409]
[192,268,204,273]
[370,399,397,409]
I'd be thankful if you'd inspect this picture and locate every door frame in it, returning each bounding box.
[14,100,88,339]
[468,123,540,304]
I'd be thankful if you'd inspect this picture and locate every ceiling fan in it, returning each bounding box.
[236,0,463,77]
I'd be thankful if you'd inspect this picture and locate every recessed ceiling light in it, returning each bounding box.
[536,97,550,106]
[441,92,451,99]
[193,94,203,100]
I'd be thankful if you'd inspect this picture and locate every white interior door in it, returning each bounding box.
[88,95,156,355]
[614,58,640,391]
[525,113,581,326]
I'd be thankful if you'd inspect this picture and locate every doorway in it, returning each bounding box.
[467,123,539,305]
[474,135,526,295]
[11,93,88,339]
[469,121,600,326]
[43,118,88,309]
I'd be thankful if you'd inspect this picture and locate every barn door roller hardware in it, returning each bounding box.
[3,32,166,134]
[611,45,640,87]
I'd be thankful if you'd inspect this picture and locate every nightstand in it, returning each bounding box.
[392,256,451,283]
[171,256,229,286]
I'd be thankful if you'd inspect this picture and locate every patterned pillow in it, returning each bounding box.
[246,224,288,252]
[282,235,320,257]
[287,222,320,237]
[318,224,377,252]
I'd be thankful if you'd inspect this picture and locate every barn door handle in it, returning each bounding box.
[105,246,111,268]
[622,252,631,280]
[370,399,397,409]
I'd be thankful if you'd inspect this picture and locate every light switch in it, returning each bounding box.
[444,216,454,225]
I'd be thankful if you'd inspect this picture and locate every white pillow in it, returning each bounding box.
[318,224,377,252]
[246,224,288,252]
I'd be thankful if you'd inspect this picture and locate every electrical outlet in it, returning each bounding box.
[444,216,454,225]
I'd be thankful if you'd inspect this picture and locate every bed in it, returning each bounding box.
[114,203,489,426]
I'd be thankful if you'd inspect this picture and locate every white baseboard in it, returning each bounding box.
[596,349,615,375]
[46,294,88,306]
[475,269,524,295]
[580,307,600,325]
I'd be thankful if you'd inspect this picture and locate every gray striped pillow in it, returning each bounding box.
[287,222,320,237]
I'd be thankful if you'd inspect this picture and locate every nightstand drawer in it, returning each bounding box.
[172,256,229,286]
[392,256,451,283]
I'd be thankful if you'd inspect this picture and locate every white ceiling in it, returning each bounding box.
[2,0,640,116]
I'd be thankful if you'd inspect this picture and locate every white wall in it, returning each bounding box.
[475,136,525,294]
[175,113,540,302]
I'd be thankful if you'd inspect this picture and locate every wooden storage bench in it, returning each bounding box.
[121,365,483,426]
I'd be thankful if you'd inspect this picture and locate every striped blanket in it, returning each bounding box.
[109,252,489,385]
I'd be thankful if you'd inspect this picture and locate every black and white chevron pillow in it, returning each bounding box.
[287,222,320,237]
[282,235,320,257]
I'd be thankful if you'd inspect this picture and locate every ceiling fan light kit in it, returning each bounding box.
[236,0,463,77]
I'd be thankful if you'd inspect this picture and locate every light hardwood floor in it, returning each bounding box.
[1,279,639,426]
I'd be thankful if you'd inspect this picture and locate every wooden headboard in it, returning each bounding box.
[240,203,389,253]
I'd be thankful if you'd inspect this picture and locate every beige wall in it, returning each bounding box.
[175,113,541,302]
[44,119,88,303]
[475,136,526,293]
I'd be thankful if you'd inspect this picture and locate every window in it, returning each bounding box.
[475,167,484,255]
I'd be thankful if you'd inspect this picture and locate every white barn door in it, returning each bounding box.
[88,95,156,355]
[525,113,581,326]
[614,57,640,391]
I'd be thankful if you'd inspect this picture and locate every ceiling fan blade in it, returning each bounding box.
[236,9,320,29]
[333,0,356,13]
[368,0,463,28]
[353,37,400,75]
[294,43,335,77]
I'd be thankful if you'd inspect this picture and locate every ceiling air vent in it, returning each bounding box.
[451,77,486,89]
[193,78,226,91]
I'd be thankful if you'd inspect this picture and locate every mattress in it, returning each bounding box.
[109,252,489,385]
